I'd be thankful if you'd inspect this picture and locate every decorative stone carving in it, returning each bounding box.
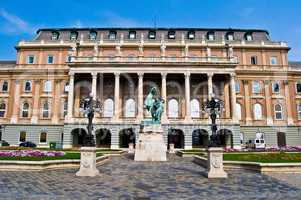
[76,147,99,177]
[134,124,167,161]
[206,147,227,178]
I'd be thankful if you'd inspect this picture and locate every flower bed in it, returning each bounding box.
[0,150,65,157]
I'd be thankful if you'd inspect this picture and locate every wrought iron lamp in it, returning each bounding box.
[203,95,224,147]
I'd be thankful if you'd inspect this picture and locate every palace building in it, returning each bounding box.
[0,27,300,149]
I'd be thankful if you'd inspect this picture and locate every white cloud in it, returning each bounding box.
[0,9,35,34]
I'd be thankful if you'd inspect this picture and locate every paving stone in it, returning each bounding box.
[0,155,299,199]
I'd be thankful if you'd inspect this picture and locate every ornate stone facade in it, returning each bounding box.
[0,27,300,149]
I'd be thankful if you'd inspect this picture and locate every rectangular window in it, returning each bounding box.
[27,55,35,64]
[270,57,278,65]
[298,104,301,119]
[40,132,47,143]
[272,82,280,93]
[47,55,54,64]
[252,81,261,93]
[19,131,26,142]
[296,83,301,93]
[250,56,257,65]
[63,101,68,117]
[235,81,240,93]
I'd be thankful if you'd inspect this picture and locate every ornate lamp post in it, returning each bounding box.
[76,94,102,177]
[203,96,224,147]
[203,95,228,178]
[79,94,102,147]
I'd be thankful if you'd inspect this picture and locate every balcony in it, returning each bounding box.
[69,55,238,64]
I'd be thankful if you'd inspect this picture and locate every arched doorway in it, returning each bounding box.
[192,129,209,148]
[71,128,87,147]
[217,129,233,148]
[168,128,184,149]
[95,129,111,148]
[119,128,135,148]
[277,132,286,148]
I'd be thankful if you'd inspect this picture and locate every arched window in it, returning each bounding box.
[125,98,136,118]
[21,102,29,118]
[226,32,234,41]
[168,99,179,118]
[24,81,32,92]
[254,103,263,120]
[274,104,283,120]
[0,103,6,117]
[236,103,242,120]
[44,80,52,92]
[207,31,215,41]
[103,98,114,118]
[42,102,50,118]
[40,132,47,143]
[252,81,261,93]
[51,31,59,40]
[70,31,78,41]
[2,81,8,92]
[298,103,301,119]
[235,81,240,93]
[89,31,97,40]
[190,99,200,118]
[245,32,253,41]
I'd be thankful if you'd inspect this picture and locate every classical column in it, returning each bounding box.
[161,72,168,122]
[185,72,191,120]
[207,73,213,99]
[137,72,144,120]
[264,80,273,125]
[284,80,294,125]
[230,73,238,123]
[113,72,120,120]
[52,80,61,124]
[11,80,20,123]
[243,80,252,125]
[224,81,230,118]
[67,72,75,121]
[31,80,41,124]
[91,72,97,100]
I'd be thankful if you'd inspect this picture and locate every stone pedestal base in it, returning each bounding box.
[134,125,167,161]
[76,147,100,177]
[206,147,228,178]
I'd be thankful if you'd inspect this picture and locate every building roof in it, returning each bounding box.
[289,61,301,68]
[37,27,269,34]
[0,60,16,69]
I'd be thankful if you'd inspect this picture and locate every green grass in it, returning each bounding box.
[223,152,301,163]
[0,152,104,161]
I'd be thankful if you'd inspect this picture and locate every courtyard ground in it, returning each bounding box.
[0,154,300,200]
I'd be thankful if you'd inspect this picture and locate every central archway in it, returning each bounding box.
[119,128,135,148]
[168,128,184,149]
[216,129,233,148]
[192,129,209,148]
[71,128,87,147]
[95,129,111,148]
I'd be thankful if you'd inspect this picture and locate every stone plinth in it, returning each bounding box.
[76,147,100,177]
[134,124,167,161]
[169,144,175,154]
[206,147,228,178]
[128,143,134,153]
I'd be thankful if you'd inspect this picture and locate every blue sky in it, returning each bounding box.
[0,0,300,61]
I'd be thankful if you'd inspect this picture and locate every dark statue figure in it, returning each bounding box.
[79,95,102,147]
[144,87,164,124]
[204,97,223,147]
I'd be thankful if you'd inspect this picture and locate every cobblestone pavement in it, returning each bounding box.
[0,154,300,200]
[267,172,301,189]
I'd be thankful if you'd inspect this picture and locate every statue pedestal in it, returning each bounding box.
[76,147,100,177]
[206,147,228,178]
[134,124,167,161]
